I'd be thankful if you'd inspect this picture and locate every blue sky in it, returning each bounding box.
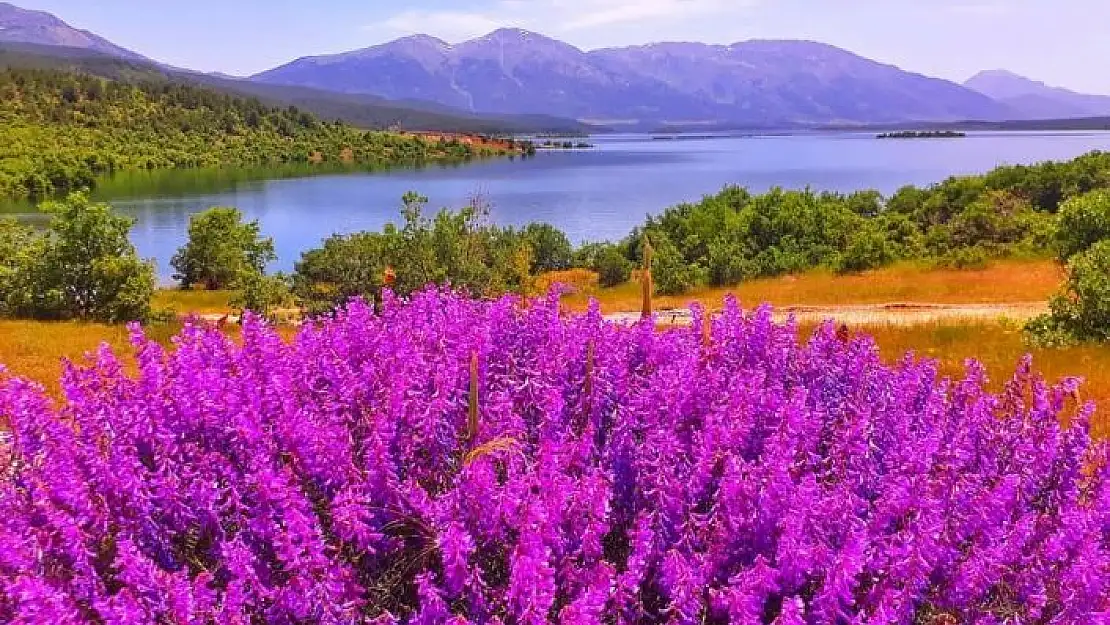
[17,0,1110,93]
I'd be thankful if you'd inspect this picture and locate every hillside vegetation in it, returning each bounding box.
[0,42,593,134]
[0,67,522,201]
[616,151,1110,294]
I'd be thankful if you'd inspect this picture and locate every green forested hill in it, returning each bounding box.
[0,43,595,135]
[0,66,522,201]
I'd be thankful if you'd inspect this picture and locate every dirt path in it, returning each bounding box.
[604,301,1049,328]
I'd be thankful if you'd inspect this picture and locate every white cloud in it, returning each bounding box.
[368,0,757,44]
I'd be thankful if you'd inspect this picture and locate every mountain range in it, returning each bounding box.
[964,69,1110,120]
[0,2,590,134]
[0,2,145,61]
[3,1,1110,130]
[253,30,1012,128]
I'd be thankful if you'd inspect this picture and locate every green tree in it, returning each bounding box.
[1026,240,1110,345]
[652,237,706,296]
[232,272,294,321]
[0,193,154,322]
[522,223,573,273]
[292,195,540,315]
[171,207,276,289]
[0,219,35,317]
[292,232,389,316]
[1055,189,1110,262]
[837,225,895,274]
[580,243,632,288]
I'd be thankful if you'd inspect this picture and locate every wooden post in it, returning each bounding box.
[584,339,595,417]
[641,234,654,320]
[468,351,479,441]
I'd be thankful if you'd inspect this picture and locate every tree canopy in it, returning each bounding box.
[0,193,154,322]
[171,207,276,290]
[0,67,519,201]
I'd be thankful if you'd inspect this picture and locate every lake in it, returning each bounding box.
[13,131,1110,279]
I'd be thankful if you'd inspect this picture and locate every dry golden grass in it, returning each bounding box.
[530,269,600,298]
[152,289,235,315]
[3,260,1106,436]
[0,291,279,398]
[804,320,1110,437]
[0,318,294,400]
[563,259,1064,314]
[7,316,1104,433]
[1,287,239,397]
[0,320,154,397]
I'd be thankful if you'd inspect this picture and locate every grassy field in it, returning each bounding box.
[0,290,235,397]
[150,260,1065,318]
[824,321,1110,437]
[4,316,1106,433]
[3,261,1109,434]
[152,289,235,314]
[0,319,182,398]
[563,259,1064,313]
[0,288,268,397]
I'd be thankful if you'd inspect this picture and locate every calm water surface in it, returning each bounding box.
[13,131,1110,278]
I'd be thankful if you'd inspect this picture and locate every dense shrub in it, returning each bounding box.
[292,231,390,316]
[943,191,1039,249]
[982,150,1110,212]
[637,186,860,288]
[0,219,34,317]
[0,193,154,322]
[938,246,991,271]
[1,290,1107,623]
[1027,239,1110,345]
[621,152,1110,294]
[171,207,276,290]
[292,194,535,314]
[704,237,748,285]
[231,271,294,320]
[575,242,633,288]
[836,225,895,274]
[651,237,706,295]
[521,223,573,273]
[1055,189,1110,261]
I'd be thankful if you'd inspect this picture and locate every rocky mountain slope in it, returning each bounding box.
[254,29,1012,127]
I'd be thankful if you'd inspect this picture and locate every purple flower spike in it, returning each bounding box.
[0,288,1105,623]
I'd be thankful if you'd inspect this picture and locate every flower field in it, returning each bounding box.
[1,289,1108,623]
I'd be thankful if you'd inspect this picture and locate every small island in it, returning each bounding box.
[536,139,595,149]
[877,130,967,139]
